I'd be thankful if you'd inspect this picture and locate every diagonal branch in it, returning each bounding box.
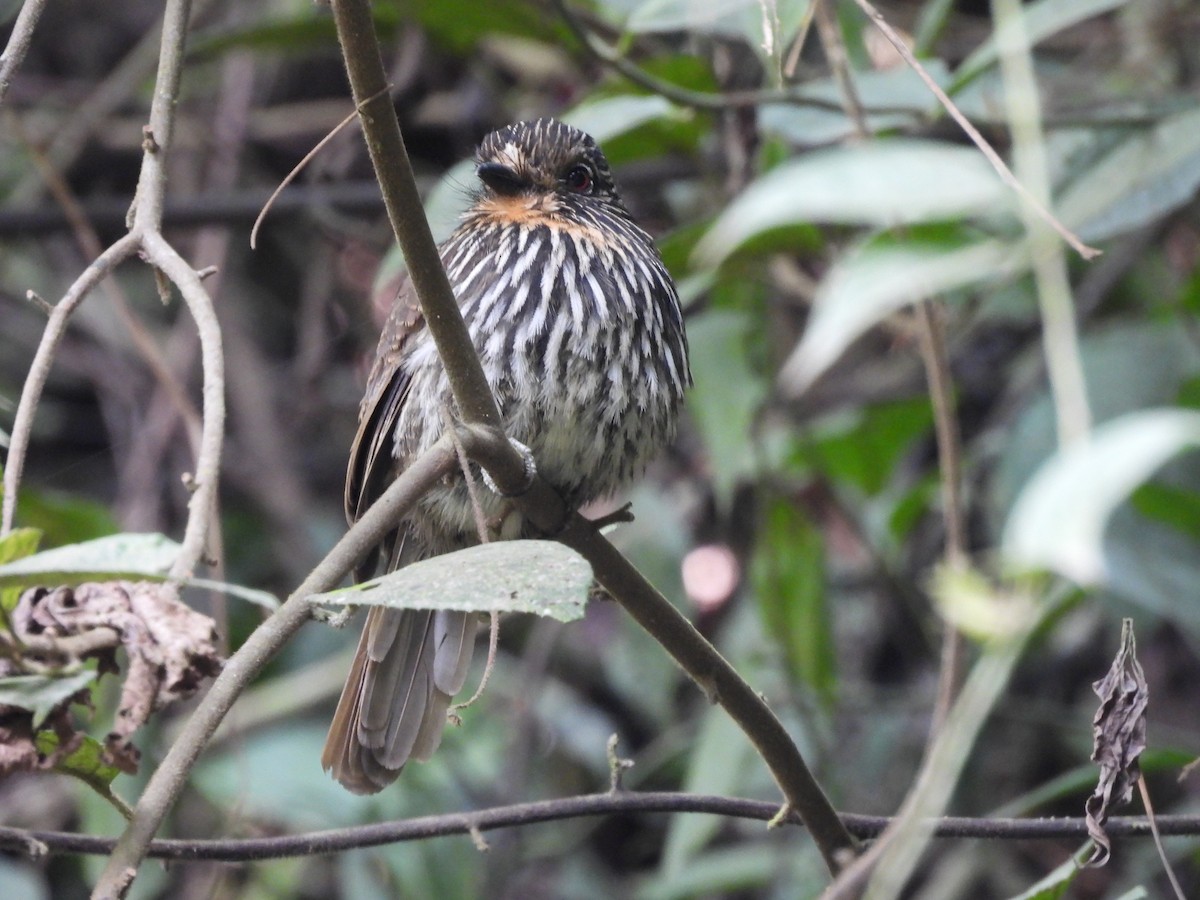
[0,0,49,105]
[330,0,856,875]
[2,233,141,536]
[92,435,460,897]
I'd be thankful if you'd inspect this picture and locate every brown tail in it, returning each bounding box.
[322,606,477,794]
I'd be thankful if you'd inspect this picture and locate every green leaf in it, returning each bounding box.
[779,234,1020,391]
[1055,106,1200,242]
[0,528,42,612]
[751,498,834,698]
[0,670,97,727]
[1130,482,1200,541]
[0,533,179,588]
[0,532,276,608]
[694,141,1011,267]
[760,61,952,147]
[810,399,934,497]
[33,734,123,801]
[312,540,592,622]
[659,706,757,880]
[1004,845,1085,900]
[563,95,684,146]
[184,577,280,610]
[685,311,767,505]
[953,0,1130,89]
[1003,409,1200,583]
[0,527,40,564]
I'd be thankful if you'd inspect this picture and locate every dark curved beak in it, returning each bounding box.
[477,162,528,196]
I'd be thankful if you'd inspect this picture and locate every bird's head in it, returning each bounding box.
[474,118,621,212]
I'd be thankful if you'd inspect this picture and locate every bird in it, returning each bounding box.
[322,117,691,794]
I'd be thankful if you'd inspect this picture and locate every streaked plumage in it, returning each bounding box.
[323,118,690,794]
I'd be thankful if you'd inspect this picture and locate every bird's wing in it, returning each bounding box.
[344,277,426,526]
[343,277,428,583]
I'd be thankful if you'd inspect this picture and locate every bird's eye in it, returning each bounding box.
[564,164,594,194]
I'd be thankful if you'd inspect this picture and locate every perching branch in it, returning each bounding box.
[332,0,856,873]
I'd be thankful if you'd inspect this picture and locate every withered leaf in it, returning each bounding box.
[1084,618,1148,867]
[1,580,222,777]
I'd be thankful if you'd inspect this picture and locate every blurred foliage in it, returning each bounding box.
[2,0,1200,897]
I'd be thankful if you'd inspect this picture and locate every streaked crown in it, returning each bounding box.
[475,118,621,207]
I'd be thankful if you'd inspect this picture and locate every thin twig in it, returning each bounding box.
[1,233,141,537]
[782,0,818,80]
[0,0,50,105]
[441,406,490,543]
[10,112,204,458]
[916,301,967,736]
[140,235,224,580]
[1138,775,1186,900]
[250,95,378,249]
[850,0,1101,261]
[441,406,502,715]
[814,0,867,140]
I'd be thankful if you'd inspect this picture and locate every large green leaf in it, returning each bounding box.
[1003,409,1200,584]
[312,540,592,623]
[779,233,1020,391]
[0,533,178,586]
[0,532,279,610]
[694,141,1011,266]
[1055,106,1200,242]
[953,0,1130,89]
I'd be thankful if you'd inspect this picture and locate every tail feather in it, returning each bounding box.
[323,605,478,794]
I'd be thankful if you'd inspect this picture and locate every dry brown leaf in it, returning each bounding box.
[1084,618,1148,867]
[1,580,222,775]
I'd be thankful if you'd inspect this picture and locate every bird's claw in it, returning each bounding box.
[482,437,537,497]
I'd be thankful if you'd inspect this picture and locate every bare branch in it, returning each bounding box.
[3,793,1199,863]
[0,0,50,105]
[1,233,141,537]
[138,234,224,579]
